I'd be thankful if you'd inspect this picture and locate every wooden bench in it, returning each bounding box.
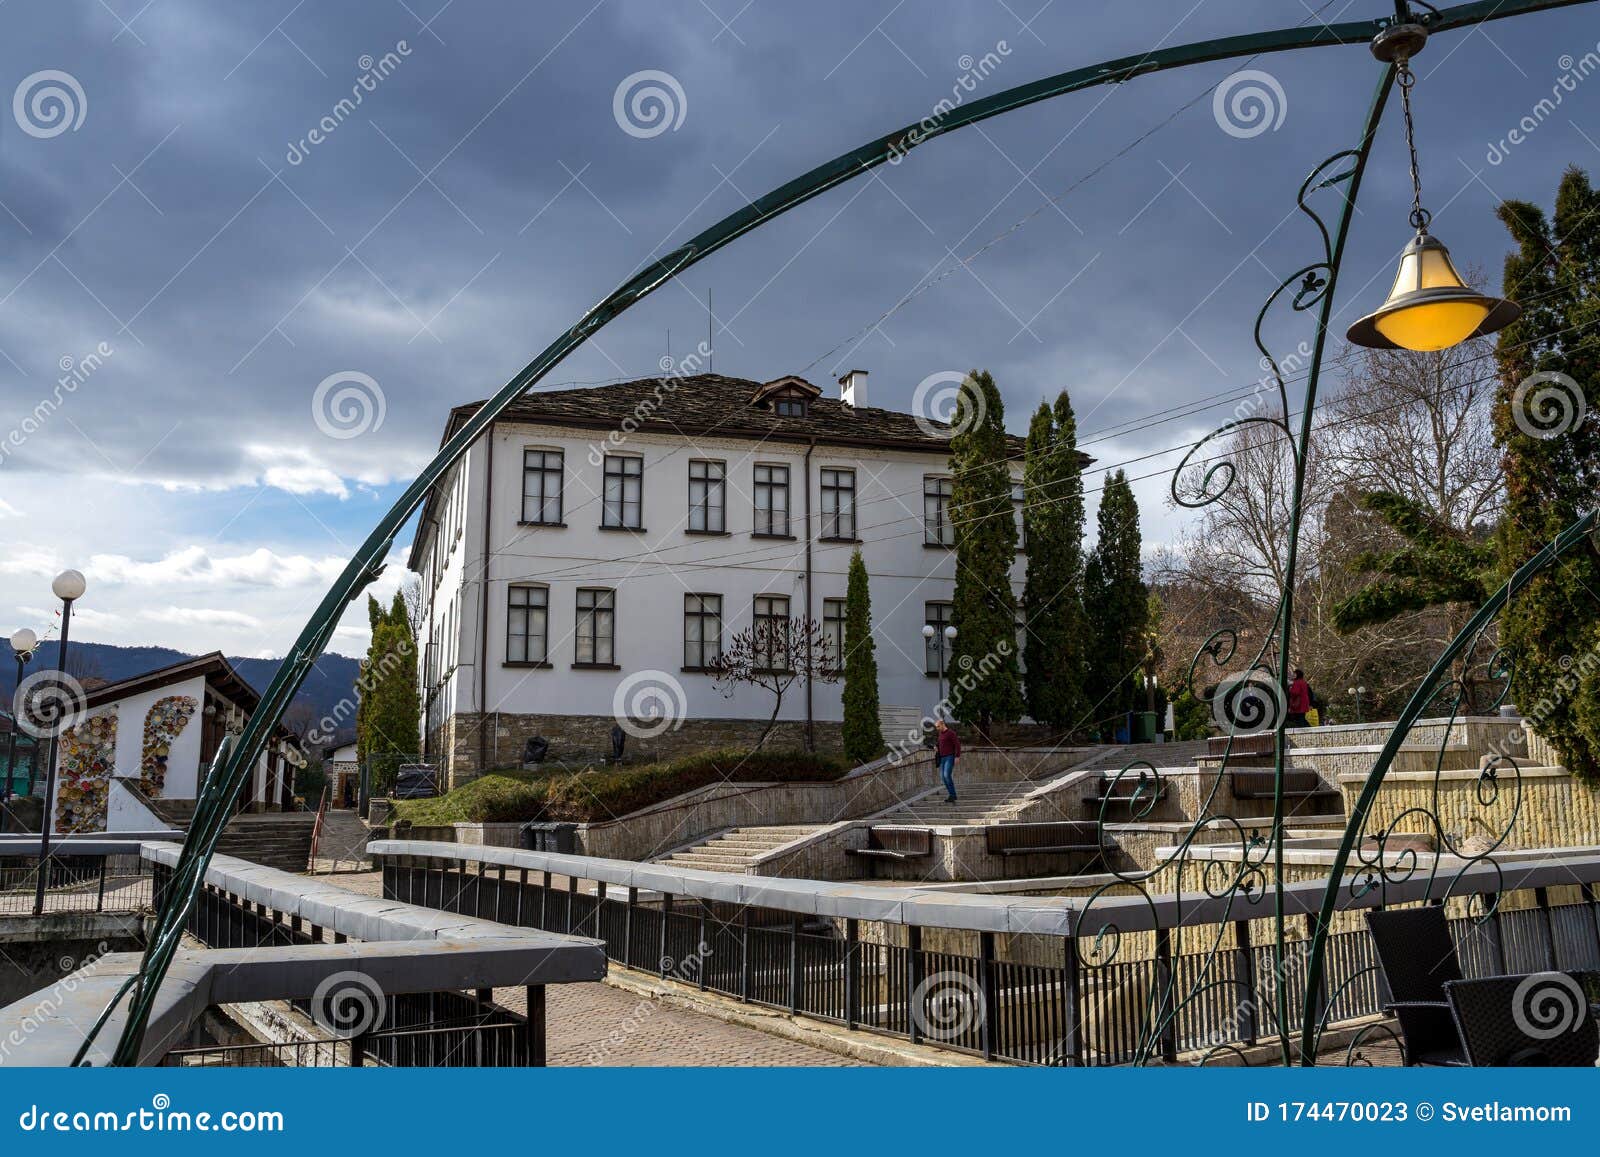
[1087,771,1168,815]
[1207,732,1277,759]
[846,826,933,861]
[985,821,1105,869]
[1229,768,1338,803]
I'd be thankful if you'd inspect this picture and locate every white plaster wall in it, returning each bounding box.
[422,421,1027,725]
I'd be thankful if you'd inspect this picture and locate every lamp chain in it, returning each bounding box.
[1396,57,1431,232]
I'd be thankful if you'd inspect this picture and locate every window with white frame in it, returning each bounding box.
[822,597,846,675]
[753,594,790,670]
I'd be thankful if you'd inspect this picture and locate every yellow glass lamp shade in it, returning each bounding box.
[1347,232,1519,351]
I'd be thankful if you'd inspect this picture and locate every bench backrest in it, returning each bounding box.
[985,821,1100,854]
[1208,732,1277,758]
[1230,768,1324,794]
[866,826,932,855]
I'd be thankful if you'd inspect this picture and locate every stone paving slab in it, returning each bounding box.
[325,870,864,1067]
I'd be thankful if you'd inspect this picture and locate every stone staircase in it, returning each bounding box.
[871,780,1042,825]
[125,783,316,873]
[658,825,823,873]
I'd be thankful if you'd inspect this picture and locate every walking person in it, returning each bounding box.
[1286,668,1312,730]
[934,717,961,804]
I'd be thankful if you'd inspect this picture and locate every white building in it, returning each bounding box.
[409,371,1032,783]
[49,653,304,834]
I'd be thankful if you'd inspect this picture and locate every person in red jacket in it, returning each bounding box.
[1286,668,1312,729]
[934,718,962,803]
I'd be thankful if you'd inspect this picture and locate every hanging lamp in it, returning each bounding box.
[1347,17,1520,351]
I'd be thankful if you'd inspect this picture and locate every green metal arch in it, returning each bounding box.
[104,0,1591,1063]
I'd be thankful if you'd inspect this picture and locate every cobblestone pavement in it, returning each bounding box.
[325,870,864,1067]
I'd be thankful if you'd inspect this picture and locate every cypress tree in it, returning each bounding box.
[357,593,423,786]
[948,370,1023,728]
[840,549,885,764]
[1022,390,1088,728]
[1493,167,1600,780]
[1084,470,1148,731]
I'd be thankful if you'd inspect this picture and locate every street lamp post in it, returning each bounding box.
[1347,685,1368,724]
[921,623,958,717]
[33,569,86,916]
[4,628,37,807]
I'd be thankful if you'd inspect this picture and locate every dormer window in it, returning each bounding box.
[750,375,821,418]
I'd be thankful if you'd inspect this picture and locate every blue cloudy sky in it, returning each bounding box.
[1,0,1596,658]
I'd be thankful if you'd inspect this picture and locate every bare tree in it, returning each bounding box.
[400,575,427,639]
[710,616,837,751]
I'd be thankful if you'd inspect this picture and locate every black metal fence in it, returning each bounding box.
[153,862,546,1067]
[382,854,1600,1066]
[0,852,151,916]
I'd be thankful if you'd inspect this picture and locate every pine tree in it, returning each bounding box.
[1493,166,1600,780]
[1022,390,1088,728]
[840,549,885,764]
[1084,470,1148,732]
[948,370,1023,728]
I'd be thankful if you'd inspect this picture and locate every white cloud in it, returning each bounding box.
[87,546,346,589]
[140,606,263,629]
[0,498,20,518]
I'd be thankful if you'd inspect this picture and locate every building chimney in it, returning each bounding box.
[838,369,868,409]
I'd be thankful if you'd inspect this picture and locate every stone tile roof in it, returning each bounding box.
[442,373,1024,455]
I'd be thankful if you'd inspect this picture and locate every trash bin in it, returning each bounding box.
[519,821,577,854]
[1132,711,1158,743]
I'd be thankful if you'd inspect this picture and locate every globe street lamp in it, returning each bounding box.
[1347,685,1367,724]
[922,623,958,717]
[4,628,37,806]
[33,569,86,916]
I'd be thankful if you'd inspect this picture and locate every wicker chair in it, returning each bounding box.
[1364,906,1467,1066]
[1444,973,1599,1066]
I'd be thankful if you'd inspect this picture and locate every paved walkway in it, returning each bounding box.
[326,870,863,1066]
[309,809,372,874]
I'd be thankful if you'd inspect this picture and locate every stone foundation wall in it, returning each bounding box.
[437,711,844,788]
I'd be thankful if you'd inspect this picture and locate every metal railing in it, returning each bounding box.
[375,846,1600,1066]
[0,852,153,916]
[159,862,547,1066]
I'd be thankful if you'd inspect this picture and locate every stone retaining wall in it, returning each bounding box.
[1336,764,1600,850]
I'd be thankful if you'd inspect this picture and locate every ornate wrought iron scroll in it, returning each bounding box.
[1071,64,1398,1068]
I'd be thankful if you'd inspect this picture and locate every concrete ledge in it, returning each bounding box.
[1335,763,1572,784]
[372,837,1600,936]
